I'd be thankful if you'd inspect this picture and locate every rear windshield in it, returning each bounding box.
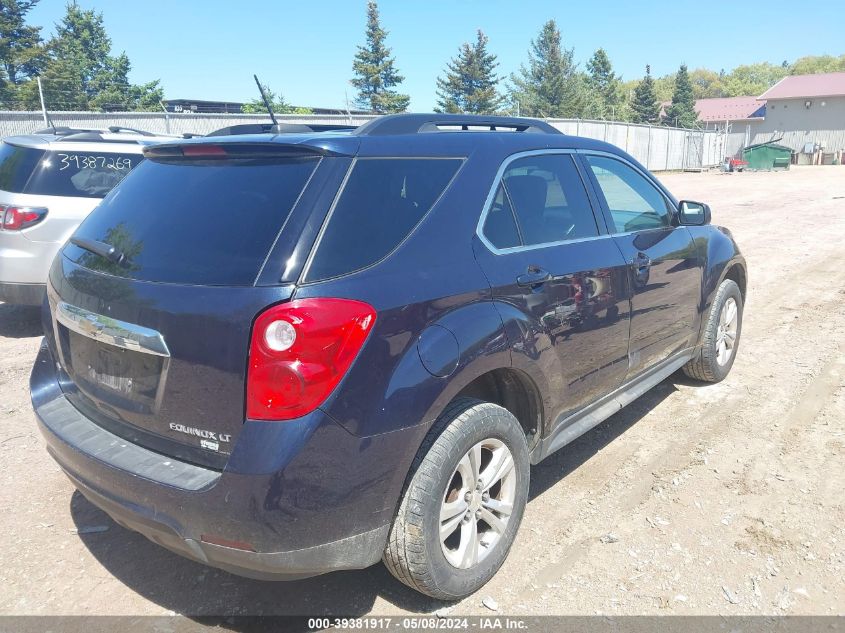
[65,155,320,286]
[0,141,141,198]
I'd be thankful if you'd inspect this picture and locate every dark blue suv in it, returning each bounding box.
[30,114,746,600]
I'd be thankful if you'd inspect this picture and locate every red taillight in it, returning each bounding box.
[246,298,377,421]
[0,205,48,231]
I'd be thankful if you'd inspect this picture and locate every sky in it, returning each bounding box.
[27,0,845,111]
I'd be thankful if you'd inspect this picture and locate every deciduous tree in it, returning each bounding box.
[242,83,311,114]
[721,62,788,97]
[689,68,726,98]
[789,54,845,75]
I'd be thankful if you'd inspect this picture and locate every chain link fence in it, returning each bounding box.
[0,111,721,171]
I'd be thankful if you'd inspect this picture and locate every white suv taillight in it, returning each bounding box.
[0,205,48,231]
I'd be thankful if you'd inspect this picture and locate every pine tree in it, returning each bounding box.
[631,65,661,124]
[585,48,622,118]
[351,1,409,114]
[0,0,45,107]
[509,20,582,118]
[16,4,161,111]
[435,30,503,114]
[664,64,697,128]
[0,0,44,85]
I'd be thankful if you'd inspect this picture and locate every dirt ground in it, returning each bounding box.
[0,166,843,617]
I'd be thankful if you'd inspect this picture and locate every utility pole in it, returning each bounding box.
[36,77,48,126]
[344,89,352,125]
[158,100,171,134]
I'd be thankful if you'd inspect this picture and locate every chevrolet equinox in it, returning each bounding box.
[31,114,746,600]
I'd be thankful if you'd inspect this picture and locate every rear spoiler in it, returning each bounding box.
[207,123,357,136]
[143,140,356,160]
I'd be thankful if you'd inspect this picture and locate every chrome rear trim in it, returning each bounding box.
[55,301,170,357]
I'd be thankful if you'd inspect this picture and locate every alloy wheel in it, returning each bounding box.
[716,297,738,366]
[439,438,517,569]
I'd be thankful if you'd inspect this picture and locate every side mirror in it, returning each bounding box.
[678,200,711,226]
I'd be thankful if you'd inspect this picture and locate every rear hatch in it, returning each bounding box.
[46,142,332,468]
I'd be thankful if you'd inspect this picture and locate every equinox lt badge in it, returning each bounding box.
[169,423,231,451]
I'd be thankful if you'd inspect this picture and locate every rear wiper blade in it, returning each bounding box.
[69,236,128,266]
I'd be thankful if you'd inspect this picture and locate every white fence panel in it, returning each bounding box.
[0,111,720,171]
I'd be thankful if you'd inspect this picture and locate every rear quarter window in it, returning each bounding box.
[305,158,462,281]
[0,142,44,192]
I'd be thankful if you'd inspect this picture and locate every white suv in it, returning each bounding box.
[0,127,176,305]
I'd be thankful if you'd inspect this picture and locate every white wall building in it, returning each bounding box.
[751,72,845,157]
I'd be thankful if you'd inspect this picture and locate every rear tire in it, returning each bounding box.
[683,279,743,383]
[383,398,529,600]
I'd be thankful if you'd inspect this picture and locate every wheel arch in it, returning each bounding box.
[722,260,747,303]
[699,226,747,313]
[451,367,544,451]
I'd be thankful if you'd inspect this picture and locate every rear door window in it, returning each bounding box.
[66,155,320,285]
[481,153,599,250]
[305,158,462,281]
[482,184,521,249]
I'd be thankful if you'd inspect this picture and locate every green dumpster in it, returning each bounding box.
[742,142,792,170]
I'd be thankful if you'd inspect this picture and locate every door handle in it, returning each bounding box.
[517,266,551,287]
[632,252,651,269]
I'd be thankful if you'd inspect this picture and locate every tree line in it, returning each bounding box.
[2,0,844,126]
[0,0,163,111]
[352,2,845,127]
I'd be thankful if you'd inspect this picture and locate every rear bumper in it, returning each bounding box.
[0,230,60,291]
[31,340,426,580]
[64,465,389,580]
[0,281,45,305]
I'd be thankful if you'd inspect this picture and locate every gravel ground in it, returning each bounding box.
[0,166,843,617]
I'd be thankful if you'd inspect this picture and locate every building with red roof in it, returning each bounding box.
[695,97,766,127]
[759,72,845,100]
[748,72,845,157]
[662,72,845,158]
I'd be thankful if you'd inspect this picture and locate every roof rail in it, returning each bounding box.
[36,126,168,141]
[207,122,357,137]
[36,126,101,136]
[354,113,562,136]
[107,125,156,137]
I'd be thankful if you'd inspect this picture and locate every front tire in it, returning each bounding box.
[683,278,743,383]
[383,398,530,600]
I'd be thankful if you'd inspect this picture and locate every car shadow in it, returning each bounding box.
[69,490,441,619]
[528,374,680,501]
[0,303,42,338]
[68,372,685,620]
